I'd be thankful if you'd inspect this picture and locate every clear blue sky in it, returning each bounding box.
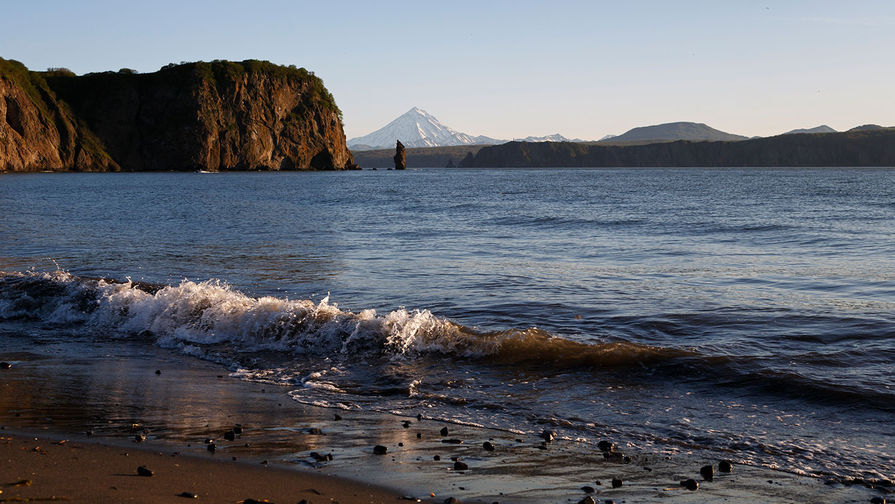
[3,1,893,139]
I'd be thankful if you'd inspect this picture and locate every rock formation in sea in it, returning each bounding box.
[393,140,406,170]
[0,58,356,171]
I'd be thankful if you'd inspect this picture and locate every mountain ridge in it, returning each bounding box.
[458,128,895,168]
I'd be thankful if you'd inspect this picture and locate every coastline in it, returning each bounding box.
[1,335,889,503]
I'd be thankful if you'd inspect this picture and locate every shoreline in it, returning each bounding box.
[1,337,890,503]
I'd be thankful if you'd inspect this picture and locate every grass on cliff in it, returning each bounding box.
[0,57,56,120]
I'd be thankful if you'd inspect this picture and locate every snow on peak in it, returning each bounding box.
[348,107,502,150]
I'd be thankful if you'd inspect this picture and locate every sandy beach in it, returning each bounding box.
[1,336,890,504]
[0,432,402,504]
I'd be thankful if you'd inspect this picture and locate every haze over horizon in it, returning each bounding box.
[2,1,893,140]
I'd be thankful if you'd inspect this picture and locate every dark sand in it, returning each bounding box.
[0,433,401,503]
[0,338,890,503]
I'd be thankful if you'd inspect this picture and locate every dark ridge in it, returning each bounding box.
[459,129,895,168]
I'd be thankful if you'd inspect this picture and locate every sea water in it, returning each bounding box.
[0,168,893,485]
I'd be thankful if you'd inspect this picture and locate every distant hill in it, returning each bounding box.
[348,107,502,150]
[459,128,895,168]
[598,121,748,144]
[783,125,837,135]
[848,124,886,132]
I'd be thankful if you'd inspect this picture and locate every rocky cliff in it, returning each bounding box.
[0,59,118,171]
[0,58,355,171]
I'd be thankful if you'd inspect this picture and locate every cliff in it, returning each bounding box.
[459,129,895,168]
[0,59,118,171]
[1,58,355,171]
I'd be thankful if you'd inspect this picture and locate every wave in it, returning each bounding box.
[2,270,892,412]
[0,270,682,368]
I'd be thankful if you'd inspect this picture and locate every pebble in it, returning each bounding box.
[581,485,595,493]
[233,425,243,434]
[611,478,623,488]
[719,460,733,473]
[482,441,495,451]
[440,427,449,436]
[373,445,388,455]
[454,460,469,470]
[402,421,412,428]
[597,440,614,452]
[870,498,886,504]
[306,427,323,435]
[224,430,236,441]
[417,413,423,420]
[309,452,333,462]
[577,497,596,504]
[681,478,699,491]
[434,455,441,461]
[443,498,461,504]
[540,430,557,442]
[334,413,342,421]
[417,432,422,439]
[177,492,198,499]
[154,369,161,375]
[1,362,11,369]
[442,439,463,444]
[700,464,714,481]
[137,466,154,477]
[134,434,146,443]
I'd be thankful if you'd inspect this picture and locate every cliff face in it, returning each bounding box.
[0,59,118,171]
[0,59,354,172]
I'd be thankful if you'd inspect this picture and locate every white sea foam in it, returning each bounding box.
[0,270,510,361]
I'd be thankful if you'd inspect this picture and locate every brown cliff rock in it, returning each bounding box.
[393,140,406,170]
[0,59,118,172]
[1,59,354,172]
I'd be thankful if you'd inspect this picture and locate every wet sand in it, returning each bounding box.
[0,337,890,503]
[0,433,401,503]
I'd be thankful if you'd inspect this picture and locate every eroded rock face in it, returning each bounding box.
[1,59,354,172]
[0,61,118,172]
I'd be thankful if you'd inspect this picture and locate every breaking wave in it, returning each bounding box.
[0,270,683,368]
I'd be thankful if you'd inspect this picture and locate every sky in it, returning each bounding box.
[3,0,894,140]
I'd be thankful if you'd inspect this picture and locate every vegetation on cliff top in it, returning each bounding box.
[166,59,342,121]
[0,58,56,122]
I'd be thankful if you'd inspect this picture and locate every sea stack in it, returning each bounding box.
[394,140,406,170]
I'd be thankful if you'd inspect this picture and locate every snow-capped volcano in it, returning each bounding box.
[348,107,501,150]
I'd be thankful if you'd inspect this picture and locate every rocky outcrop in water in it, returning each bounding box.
[393,140,406,170]
[0,58,355,171]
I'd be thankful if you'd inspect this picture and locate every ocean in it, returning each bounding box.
[1,168,893,492]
